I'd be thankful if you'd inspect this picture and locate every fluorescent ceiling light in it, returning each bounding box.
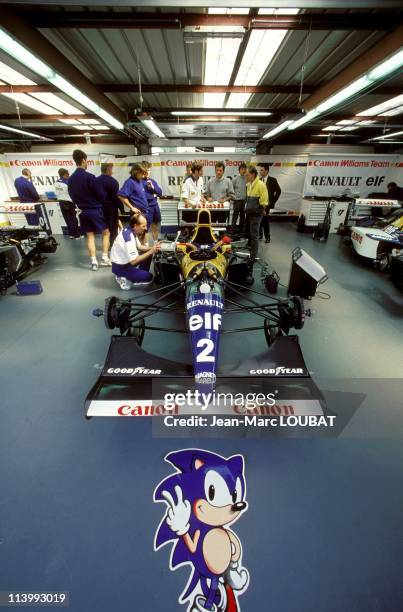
[0,60,36,85]
[139,116,166,138]
[380,105,403,117]
[316,76,371,114]
[0,122,51,140]
[287,48,403,133]
[262,119,293,139]
[322,125,342,131]
[0,28,124,130]
[94,125,110,130]
[372,129,403,141]
[0,30,53,78]
[172,110,271,117]
[339,126,359,131]
[357,94,403,116]
[74,125,93,131]
[367,48,403,81]
[288,110,320,130]
[80,118,100,124]
[2,92,62,114]
[30,92,84,115]
[336,119,356,125]
[358,120,376,125]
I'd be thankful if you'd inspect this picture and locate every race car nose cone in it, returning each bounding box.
[200,282,211,294]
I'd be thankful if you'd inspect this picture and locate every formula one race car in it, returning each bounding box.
[0,206,57,295]
[349,208,403,270]
[86,210,326,418]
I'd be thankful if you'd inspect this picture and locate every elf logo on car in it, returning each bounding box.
[249,367,304,375]
[107,367,162,375]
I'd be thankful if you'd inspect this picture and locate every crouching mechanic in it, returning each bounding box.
[110,213,160,290]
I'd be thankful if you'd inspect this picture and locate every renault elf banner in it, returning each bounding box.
[304,155,400,198]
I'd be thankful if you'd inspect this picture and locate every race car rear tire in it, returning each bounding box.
[104,296,120,329]
[127,318,145,345]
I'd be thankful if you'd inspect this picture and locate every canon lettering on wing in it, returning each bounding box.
[107,366,162,375]
[249,367,304,375]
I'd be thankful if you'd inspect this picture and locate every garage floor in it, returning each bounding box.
[1,224,403,612]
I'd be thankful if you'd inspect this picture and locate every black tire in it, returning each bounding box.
[104,296,120,329]
[377,253,391,273]
[292,296,305,330]
[127,318,145,345]
[264,319,277,347]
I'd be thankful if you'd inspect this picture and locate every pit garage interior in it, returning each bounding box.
[0,2,403,612]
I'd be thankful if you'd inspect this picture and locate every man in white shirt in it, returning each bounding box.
[54,168,81,239]
[110,213,159,290]
[181,163,205,206]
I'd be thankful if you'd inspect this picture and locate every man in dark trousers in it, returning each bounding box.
[54,168,81,239]
[258,162,281,243]
[14,168,40,225]
[68,149,110,271]
[97,162,123,247]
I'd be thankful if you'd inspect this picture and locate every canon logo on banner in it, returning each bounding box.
[117,404,179,416]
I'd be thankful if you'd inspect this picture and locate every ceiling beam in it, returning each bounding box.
[1,83,401,96]
[303,23,403,112]
[20,11,401,31]
[0,5,125,124]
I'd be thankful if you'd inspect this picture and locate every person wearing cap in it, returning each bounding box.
[258,162,281,243]
[54,168,81,239]
[231,162,247,235]
[14,168,40,225]
[97,162,123,246]
[142,161,163,241]
[68,149,111,271]
[244,165,268,260]
[204,161,234,204]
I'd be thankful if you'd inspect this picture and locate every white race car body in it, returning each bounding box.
[351,213,403,260]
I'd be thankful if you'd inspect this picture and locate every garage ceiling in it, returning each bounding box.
[0,3,402,149]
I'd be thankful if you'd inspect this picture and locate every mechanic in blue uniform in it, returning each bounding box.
[54,168,81,239]
[110,213,159,290]
[142,161,162,240]
[117,163,148,224]
[14,168,40,225]
[96,162,123,247]
[68,149,111,271]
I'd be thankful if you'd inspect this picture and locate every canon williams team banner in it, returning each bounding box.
[304,155,400,198]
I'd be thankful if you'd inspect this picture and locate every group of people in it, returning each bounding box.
[14,154,282,291]
[14,151,162,288]
[181,160,281,259]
